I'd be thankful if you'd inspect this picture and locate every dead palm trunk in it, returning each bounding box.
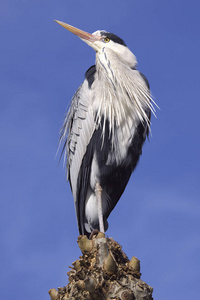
[49,232,153,300]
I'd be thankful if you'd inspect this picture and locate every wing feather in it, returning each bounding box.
[60,79,95,221]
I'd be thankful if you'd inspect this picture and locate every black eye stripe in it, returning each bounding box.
[100,32,127,46]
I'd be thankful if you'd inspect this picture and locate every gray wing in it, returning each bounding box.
[60,80,95,206]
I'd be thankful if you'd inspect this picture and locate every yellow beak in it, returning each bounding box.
[54,20,101,44]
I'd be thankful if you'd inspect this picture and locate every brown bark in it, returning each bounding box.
[49,232,153,299]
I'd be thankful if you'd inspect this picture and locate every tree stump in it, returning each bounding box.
[49,232,153,299]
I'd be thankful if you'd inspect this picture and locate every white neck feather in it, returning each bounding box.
[92,47,156,140]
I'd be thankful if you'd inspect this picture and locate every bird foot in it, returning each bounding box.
[89,229,99,240]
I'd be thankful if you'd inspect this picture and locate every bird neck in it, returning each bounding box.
[93,47,152,130]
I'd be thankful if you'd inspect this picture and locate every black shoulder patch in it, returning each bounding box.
[101,32,127,46]
[85,65,96,88]
[139,72,150,90]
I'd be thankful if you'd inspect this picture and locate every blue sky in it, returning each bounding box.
[1,0,200,299]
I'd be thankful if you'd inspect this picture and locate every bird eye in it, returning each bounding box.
[103,37,110,43]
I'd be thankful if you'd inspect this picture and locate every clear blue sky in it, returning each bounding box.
[1,1,200,299]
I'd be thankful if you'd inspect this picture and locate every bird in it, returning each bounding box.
[55,20,157,237]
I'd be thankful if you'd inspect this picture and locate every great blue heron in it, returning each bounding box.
[56,20,157,237]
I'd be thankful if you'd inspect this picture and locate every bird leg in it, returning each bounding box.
[95,182,104,233]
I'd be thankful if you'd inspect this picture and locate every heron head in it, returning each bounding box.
[55,20,137,68]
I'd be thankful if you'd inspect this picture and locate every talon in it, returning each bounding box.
[89,229,99,240]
